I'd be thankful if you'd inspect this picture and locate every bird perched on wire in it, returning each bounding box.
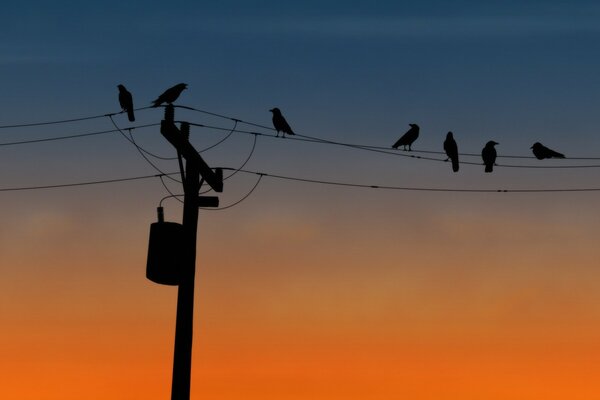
[392,124,419,151]
[443,131,459,172]
[270,107,295,137]
[152,83,188,107]
[481,141,499,173]
[531,142,565,160]
[117,84,135,122]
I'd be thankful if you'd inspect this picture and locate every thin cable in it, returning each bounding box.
[199,132,259,195]
[0,106,154,129]
[197,120,238,153]
[177,105,600,162]
[108,115,181,183]
[221,168,600,193]
[159,194,184,207]
[201,174,263,210]
[0,172,177,192]
[126,129,178,160]
[0,123,160,147]
[187,120,600,169]
[159,175,184,204]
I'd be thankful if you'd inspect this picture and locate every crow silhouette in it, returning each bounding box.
[482,141,498,173]
[152,83,187,107]
[270,107,295,137]
[117,84,135,122]
[531,142,565,160]
[443,131,459,172]
[392,124,419,151]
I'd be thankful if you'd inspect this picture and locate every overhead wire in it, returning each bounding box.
[0,172,177,192]
[221,168,600,193]
[177,104,600,164]
[200,173,264,210]
[108,115,181,183]
[0,107,154,129]
[0,123,160,147]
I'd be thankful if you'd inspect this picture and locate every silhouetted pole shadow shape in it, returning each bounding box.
[148,103,222,400]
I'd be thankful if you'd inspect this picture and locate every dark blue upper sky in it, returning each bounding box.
[2,0,600,194]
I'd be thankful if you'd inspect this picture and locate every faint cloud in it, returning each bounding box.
[192,14,600,38]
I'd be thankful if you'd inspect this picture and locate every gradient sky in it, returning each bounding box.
[2,1,600,399]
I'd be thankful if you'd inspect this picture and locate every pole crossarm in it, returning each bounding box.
[160,120,223,192]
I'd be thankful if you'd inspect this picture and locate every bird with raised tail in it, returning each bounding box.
[443,131,459,172]
[392,123,420,151]
[270,107,295,137]
[152,83,187,107]
[482,141,498,173]
[531,142,565,159]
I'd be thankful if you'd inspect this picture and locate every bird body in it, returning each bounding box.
[392,124,420,151]
[482,141,498,173]
[270,107,295,137]
[531,142,565,159]
[443,131,459,172]
[117,84,135,122]
[152,83,187,107]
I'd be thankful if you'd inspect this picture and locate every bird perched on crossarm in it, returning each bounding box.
[443,131,459,172]
[270,107,295,137]
[392,124,420,151]
[117,84,135,122]
[531,142,565,160]
[152,83,187,107]
[482,141,499,173]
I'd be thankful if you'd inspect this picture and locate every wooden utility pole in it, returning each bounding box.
[160,105,222,400]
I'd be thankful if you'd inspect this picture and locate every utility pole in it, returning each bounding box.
[160,105,222,400]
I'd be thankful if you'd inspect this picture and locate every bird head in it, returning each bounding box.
[447,131,453,139]
[176,83,188,91]
[409,123,419,128]
[486,140,499,147]
[530,142,542,150]
[269,107,281,114]
[117,84,125,91]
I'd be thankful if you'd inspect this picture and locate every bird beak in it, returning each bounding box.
[269,109,274,112]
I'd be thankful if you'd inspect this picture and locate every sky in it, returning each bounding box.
[2,1,600,399]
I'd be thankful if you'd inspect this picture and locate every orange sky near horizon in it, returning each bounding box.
[1,186,600,399]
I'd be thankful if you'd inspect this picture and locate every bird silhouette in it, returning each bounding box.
[443,131,459,172]
[152,83,187,107]
[117,84,135,122]
[270,107,295,137]
[482,141,498,173]
[531,142,565,160]
[392,124,420,151]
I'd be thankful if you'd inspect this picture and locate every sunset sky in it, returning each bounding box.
[2,1,600,399]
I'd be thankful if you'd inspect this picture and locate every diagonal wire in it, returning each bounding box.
[108,115,181,183]
[200,174,263,210]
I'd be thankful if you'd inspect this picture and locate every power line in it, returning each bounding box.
[109,115,181,183]
[222,168,600,193]
[1,166,600,194]
[0,107,154,129]
[0,172,176,192]
[187,120,600,169]
[0,123,160,147]
[201,173,263,210]
[176,104,598,161]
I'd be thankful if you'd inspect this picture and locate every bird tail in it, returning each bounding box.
[127,108,135,122]
[151,100,161,108]
[391,139,402,149]
[485,164,493,173]
[452,157,459,172]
